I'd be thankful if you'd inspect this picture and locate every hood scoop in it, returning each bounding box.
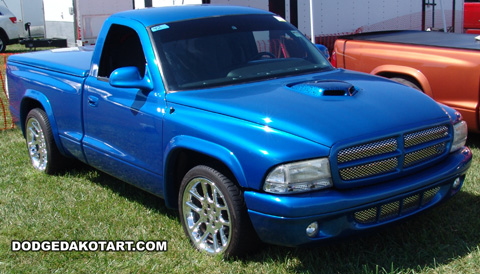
[289,80,358,97]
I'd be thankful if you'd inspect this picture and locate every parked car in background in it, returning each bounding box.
[0,6,22,52]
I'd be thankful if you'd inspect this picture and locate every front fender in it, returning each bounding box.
[164,135,248,186]
[21,89,66,155]
[162,135,248,209]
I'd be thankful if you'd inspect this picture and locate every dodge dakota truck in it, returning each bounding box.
[333,30,480,133]
[7,6,472,257]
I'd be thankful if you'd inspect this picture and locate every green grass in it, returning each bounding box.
[1,127,480,273]
[1,45,480,273]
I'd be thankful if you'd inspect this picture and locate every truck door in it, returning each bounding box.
[82,23,165,196]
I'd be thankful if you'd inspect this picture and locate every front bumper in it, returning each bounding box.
[244,147,472,247]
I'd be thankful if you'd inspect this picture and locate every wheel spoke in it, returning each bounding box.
[213,188,221,205]
[212,232,219,252]
[201,181,212,202]
[219,228,229,247]
[28,127,38,142]
[190,217,203,233]
[189,187,204,202]
[199,231,210,245]
[217,216,230,226]
[185,201,202,213]
[32,121,41,133]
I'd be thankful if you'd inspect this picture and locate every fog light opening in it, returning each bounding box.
[452,177,462,189]
[306,222,319,238]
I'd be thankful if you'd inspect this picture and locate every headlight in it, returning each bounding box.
[263,158,332,194]
[451,120,468,152]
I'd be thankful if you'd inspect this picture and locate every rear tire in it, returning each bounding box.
[390,76,422,91]
[25,108,64,174]
[178,165,256,257]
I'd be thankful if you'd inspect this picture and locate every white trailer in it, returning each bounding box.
[74,0,133,46]
[40,0,134,47]
[11,0,465,48]
[1,0,134,47]
[208,0,464,50]
[134,0,202,9]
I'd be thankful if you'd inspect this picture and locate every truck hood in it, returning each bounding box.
[166,69,450,147]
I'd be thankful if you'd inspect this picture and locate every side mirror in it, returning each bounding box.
[315,44,330,61]
[109,66,153,91]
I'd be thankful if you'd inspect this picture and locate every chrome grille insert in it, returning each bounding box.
[422,187,440,205]
[339,157,398,181]
[404,126,448,148]
[402,194,421,213]
[337,138,397,163]
[354,187,441,225]
[336,125,450,182]
[354,208,377,224]
[379,201,400,221]
[404,142,447,167]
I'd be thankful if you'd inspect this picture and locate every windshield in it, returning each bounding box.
[151,14,332,91]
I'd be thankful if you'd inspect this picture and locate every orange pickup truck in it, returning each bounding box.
[333,30,480,132]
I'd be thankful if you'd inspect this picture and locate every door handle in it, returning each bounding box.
[88,95,99,107]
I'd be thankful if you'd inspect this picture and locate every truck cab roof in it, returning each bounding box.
[112,5,272,27]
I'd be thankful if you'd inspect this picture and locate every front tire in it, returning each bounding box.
[25,108,64,174]
[178,165,255,257]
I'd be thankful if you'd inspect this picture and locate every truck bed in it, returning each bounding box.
[8,47,94,77]
[341,30,480,51]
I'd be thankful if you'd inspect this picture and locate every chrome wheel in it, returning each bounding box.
[182,177,232,254]
[24,108,65,174]
[26,116,48,171]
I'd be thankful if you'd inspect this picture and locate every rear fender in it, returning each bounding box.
[370,65,433,97]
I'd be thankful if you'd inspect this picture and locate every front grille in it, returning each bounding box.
[337,125,450,182]
[404,142,447,167]
[354,186,441,224]
[337,138,397,163]
[339,157,398,181]
[379,200,401,221]
[404,126,448,148]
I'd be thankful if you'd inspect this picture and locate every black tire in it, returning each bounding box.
[0,34,7,53]
[25,108,64,174]
[390,76,422,91]
[178,165,256,257]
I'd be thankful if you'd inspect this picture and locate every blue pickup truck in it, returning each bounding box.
[7,5,472,257]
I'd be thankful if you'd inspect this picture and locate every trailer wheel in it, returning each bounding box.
[390,76,422,91]
[178,165,255,257]
[25,108,64,174]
